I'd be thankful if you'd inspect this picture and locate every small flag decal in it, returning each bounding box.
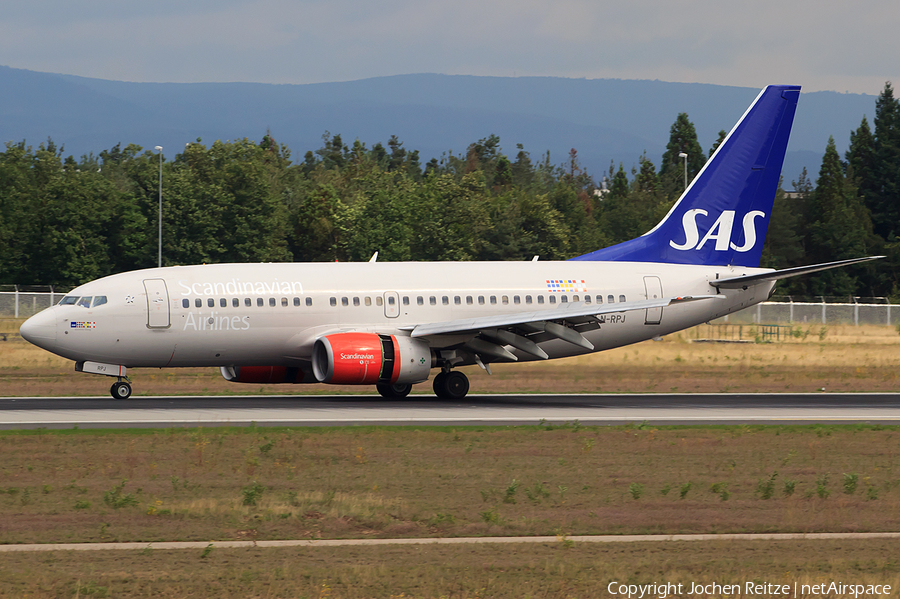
[545,279,587,292]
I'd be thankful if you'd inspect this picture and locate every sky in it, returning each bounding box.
[1,0,898,94]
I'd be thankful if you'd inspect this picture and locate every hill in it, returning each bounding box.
[0,66,878,184]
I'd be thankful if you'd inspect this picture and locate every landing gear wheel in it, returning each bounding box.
[376,382,412,399]
[110,381,132,400]
[434,371,469,400]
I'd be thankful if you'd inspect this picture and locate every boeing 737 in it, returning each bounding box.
[20,85,880,400]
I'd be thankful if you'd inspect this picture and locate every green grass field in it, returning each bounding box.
[1,424,898,545]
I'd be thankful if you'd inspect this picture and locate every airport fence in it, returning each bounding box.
[0,286,70,319]
[0,289,896,327]
[715,296,896,327]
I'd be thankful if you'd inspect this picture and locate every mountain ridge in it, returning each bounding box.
[0,66,878,184]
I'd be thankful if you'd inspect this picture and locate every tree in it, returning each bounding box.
[803,137,875,295]
[869,82,900,240]
[659,113,705,200]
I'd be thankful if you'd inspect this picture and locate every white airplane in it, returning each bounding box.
[20,85,879,400]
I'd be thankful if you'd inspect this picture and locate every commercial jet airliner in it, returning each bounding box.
[20,85,880,400]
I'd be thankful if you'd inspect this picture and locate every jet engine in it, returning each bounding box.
[312,332,433,385]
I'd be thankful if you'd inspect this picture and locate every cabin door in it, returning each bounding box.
[643,276,663,325]
[143,278,171,328]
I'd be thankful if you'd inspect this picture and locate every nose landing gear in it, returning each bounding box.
[110,380,133,400]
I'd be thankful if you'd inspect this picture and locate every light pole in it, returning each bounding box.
[155,146,163,268]
[678,152,688,190]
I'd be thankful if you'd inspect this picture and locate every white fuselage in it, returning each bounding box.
[22,260,773,370]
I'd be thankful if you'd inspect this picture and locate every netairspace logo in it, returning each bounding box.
[607,581,893,598]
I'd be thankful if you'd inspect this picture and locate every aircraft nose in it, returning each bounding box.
[20,309,58,349]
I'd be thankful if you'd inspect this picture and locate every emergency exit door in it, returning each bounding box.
[143,279,170,328]
[643,276,663,325]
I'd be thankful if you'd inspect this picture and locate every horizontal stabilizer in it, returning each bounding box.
[711,256,884,289]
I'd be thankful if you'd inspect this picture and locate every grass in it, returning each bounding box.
[0,540,898,598]
[1,423,900,545]
[2,321,900,396]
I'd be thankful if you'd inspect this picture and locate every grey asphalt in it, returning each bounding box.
[1,393,900,428]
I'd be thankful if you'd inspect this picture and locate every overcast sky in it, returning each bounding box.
[2,0,897,94]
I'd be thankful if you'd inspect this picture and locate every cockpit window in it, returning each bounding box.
[76,297,92,308]
[59,296,79,306]
[92,296,107,308]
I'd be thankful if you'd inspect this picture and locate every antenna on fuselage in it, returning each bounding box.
[531,255,539,262]
[369,252,379,263]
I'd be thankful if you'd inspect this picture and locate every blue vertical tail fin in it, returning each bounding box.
[572,85,800,267]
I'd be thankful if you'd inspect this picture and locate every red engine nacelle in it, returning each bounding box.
[312,332,433,385]
[220,365,314,384]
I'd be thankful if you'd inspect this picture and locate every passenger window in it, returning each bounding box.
[442,296,449,306]
[293,297,301,307]
[525,295,532,304]
[232,298,239,308]
[269,297,276,307]
[341,297,348,307]
[596,295,603,304]
[257,297,264,307]
[430,296,437,306]
[282,297,288,307]
[208,298,215,308]
[478,296,485,305]
[466,296,473,305]
[195,298,202,308]
[182,299,189,308]
[620,295,626,303]
[77,297,92,308]
[220,298,227,308]
[388,296,395,306]
[513,295,520,304]
[608,295,615,304]
[537,296,544,304]
[377,297,384,306]
[585,295,591,304]
[245,298,252,307]
[573,295,579,302]
[549,296,556,304]
[353,297,360,306]
[92,296,107,308]
[560,296,568,303]
[365,297,372,306]
[403,296,410,306]
[330,297,337,307]
[59,296,79,306]
[306,297,313,307]
[417,296,424,306]
[490,296,496,305]
[455,296,461,305]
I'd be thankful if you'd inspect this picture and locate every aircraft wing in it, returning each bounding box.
[405,295,721,361]
[710,256,884,289]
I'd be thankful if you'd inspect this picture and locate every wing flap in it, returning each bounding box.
[409,295,720,341]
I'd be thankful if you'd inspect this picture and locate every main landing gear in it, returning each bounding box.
[432,370,469,400]
[110,379,133,400]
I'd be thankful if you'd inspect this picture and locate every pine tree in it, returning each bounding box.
[659,113,705,200]
[871,82,900,239]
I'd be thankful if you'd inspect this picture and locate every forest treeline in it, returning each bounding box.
[1,83,899,298]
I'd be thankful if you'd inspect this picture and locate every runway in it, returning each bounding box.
[1,393,900,428]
